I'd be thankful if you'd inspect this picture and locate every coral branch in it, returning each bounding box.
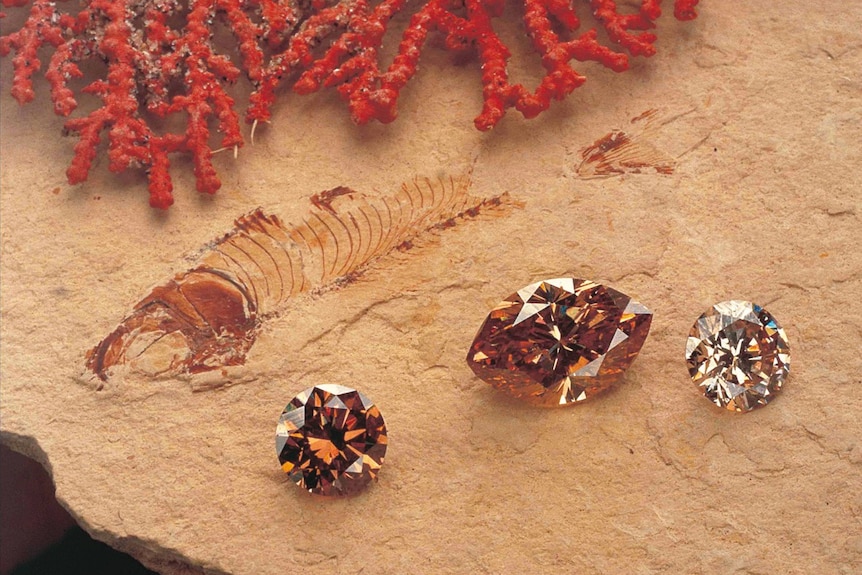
[674,0,699,20]
[1,0,698,208]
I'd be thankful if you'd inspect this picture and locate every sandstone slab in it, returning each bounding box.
[2,2,861,574]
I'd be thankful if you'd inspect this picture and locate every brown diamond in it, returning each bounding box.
[276,384,388,495]
[466,278,652,406]
[686,300,790,412]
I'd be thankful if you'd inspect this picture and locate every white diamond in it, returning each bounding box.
[686,300,790,412]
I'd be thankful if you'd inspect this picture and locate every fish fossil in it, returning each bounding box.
[86,174,516,386]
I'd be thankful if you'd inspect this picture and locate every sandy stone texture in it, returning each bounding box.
[2,2,861,574]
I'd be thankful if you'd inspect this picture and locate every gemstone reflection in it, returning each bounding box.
[686,300,790,412]
[276,384,387,495]
[466,278,652,406]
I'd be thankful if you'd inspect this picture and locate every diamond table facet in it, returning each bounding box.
[276,384,388,495]
[466,278,653,406]
[686,300,790,412]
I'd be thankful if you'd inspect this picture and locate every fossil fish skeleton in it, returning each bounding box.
[86,174,516,386]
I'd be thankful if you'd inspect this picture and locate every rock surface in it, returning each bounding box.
[2,2,861,574]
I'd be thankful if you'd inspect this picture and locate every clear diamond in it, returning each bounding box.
[686,300,790,412]
[276,384,387,495]
[466,279,652,406]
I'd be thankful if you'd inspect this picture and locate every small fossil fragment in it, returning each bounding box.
[86,174,516,386]
[576,109,677,178]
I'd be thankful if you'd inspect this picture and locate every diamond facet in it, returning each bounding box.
[686,300,790,412]
[466,278,653,406]
[276,384,388,495]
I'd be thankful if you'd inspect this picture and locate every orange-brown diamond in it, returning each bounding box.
[467,278,652,406]
[276,384,387,496]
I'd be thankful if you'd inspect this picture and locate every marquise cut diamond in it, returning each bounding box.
[466,278,652,406]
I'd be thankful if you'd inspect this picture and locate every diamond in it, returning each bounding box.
[686,300,790,412]
[466,278,653,406]
[275,384,388,495]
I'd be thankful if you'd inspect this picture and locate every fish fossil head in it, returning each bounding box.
[86,270,257,382]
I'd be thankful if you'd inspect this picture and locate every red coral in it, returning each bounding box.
[0,0,698,208]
